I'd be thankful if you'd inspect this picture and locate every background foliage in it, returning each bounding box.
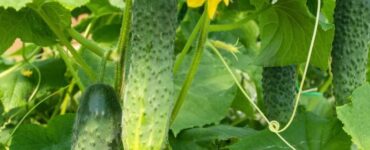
[0,0,369,149]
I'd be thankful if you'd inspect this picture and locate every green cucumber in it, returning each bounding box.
[72,84,122,150]
[122,0,177,149]
[262,66,296,123]
[331,0,370,105]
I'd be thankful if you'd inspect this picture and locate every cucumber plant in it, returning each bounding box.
[121,0,177,149]
[331,0,370,105]
[72,84,122,150]
[262,66,296,123]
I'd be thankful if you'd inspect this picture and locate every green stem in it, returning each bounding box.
[6,86,69,146]
[67,28,105,57]
[208,14,257,32]
[99,50,112,83]
[318,68,333,93]
[116,0,133,95]
[170,11,210,124]
[33,7,96,81]
[208,5,270,32]
[60,80,76,115]
[56,45,85,90]
[173,13,205,74]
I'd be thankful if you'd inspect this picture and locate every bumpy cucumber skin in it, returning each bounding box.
[331,0,370,105]
[122,0,177,149]
[72,84,122,150]
[262,66,296,123]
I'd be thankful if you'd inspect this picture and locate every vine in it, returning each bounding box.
[207,0,321,149]
[171,8,210,124]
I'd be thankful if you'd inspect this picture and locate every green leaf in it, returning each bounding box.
[86,0,120,16]
[26,58,68,95]
[171,125,256,150]
[171,50,237,135]
[92,24,121,43]
[337,83,370,150]
[0,71,33,112]
[0,0,32,10]
[78,48,115,87]
[254,0,334,69]
[231,87,255,118]
[109,0,124,9]
[229,112,351,150]
[10,114,75,150]
[0,7,57,54]
[300,92,335,117]
[36,2,72,31]
[52,0,89,10]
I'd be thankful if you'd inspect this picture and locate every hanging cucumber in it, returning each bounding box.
[122,0,177,149]
[72,84,122,150]
[331,0,370,105]
[262,66,296,123]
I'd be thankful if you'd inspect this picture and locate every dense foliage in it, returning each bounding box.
[0,0,369,149]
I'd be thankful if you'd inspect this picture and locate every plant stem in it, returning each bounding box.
[56,45,85,90]
[67,28,105,57]
[116,0,133,95]
[34,7,96,81]
[6,86,70,146]
[208,5,270,32]
[208,14,257,32]
[60,80,76,115]
[99,50,112,83]
[170,10,210,124]
[173,13,205,74]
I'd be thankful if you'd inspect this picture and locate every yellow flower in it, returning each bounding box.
[187,0,229,19]
[21,69,33,77]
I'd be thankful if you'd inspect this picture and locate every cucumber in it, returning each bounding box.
[262,66,296,123]
[122,0,177,149]
[72,84,122,150]
[331,0,370,105]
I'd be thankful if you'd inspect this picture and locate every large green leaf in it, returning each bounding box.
[300,92,334,117]
[78,48,115,87]
[229,113,351,150]
[171,50,237,135]
[253,0,334,69]
[337,83,370,150]
[51,0,89,10]
[29,58,67,89]
[109,0,124,9]
[0,8,57,54]
[10,114,75,150]
[171,125,256,150]
[0,71,33,112]
[86,0,121,17]
[0,0,87,10]
[37,2,71,30]
[0,0,32,10]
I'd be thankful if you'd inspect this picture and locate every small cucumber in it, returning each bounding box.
[262,66,296,123]
[72,84,122,150]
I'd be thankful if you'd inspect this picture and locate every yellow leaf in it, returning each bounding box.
[187,0,205,8]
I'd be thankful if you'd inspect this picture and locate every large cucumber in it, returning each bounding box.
[72,84,122,150]
[262,66,296,123]
[122,0,177,149]
[331,0,370,105]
